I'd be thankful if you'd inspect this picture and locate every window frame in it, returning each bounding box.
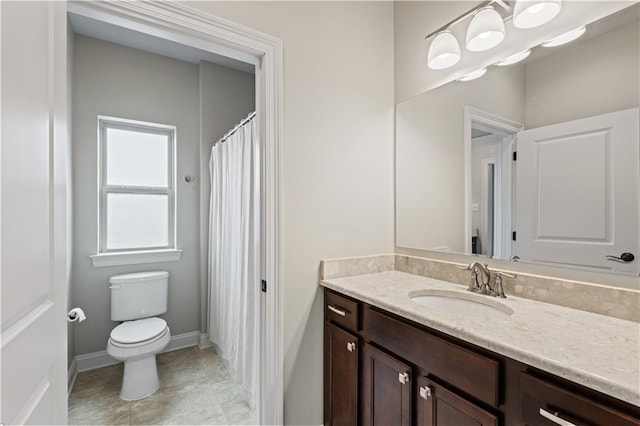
[97,116,177,255]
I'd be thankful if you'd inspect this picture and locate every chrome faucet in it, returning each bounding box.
[458,262,516,298]
[458,262,490,293]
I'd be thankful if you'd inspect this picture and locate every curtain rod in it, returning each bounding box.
[213,111,256,146]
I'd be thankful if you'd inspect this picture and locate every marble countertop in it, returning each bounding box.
[321,271,640,407]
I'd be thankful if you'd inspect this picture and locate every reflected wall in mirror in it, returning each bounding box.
[396,4,639,275]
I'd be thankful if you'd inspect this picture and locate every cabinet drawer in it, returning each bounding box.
[325,290,359,333]
[520,373,640,426]
[363,307,500,407]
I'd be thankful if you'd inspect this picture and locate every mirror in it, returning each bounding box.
[396,4,639,275]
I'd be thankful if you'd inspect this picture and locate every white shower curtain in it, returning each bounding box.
[208,113,259,410]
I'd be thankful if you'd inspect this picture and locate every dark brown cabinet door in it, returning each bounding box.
[324,322,359,426]
[417,377,498,426]
[362,343,412,426]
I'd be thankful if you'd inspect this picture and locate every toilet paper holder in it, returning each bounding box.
[67,307,86,323]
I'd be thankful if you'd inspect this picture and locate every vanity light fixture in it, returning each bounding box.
[513,0,562,29]
[426,0,562,72]
[428,31,461,70]
[457,67,487,82]
[541,25,586,47]
[466,7,506,52]
[495,48,531,66]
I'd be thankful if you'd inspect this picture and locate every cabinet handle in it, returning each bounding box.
[419,385,432,399]
[346,342,356,352]
[398,372,410,385]
[328,305,347,317]
[539,408,576,426]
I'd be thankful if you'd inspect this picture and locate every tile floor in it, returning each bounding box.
[68,346,256,425]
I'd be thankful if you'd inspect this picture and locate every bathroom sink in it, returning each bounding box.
[408,289,513,319]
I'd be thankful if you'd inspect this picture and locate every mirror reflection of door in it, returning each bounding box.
[470,122,517,259]
[515,108,639,274]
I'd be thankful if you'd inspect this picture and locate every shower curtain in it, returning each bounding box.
[208,113,259,410]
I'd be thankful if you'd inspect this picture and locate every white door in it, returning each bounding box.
[1,2,69,424]
[515,108,639,274]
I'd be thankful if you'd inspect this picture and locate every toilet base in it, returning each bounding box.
[121,356,160,401]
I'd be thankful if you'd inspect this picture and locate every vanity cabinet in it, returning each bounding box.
[324,323,358,426]
[323,288,640,426]
[324,292,360,426]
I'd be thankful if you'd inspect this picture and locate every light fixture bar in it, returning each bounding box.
[425,0,512,41]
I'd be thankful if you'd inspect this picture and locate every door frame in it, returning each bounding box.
[66,2,284,424]
[464,107,522,256]
[480,157,496,257]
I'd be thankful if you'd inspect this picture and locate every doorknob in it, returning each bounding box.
[606,252,635,262]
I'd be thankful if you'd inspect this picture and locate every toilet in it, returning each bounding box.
[106,271,171,401]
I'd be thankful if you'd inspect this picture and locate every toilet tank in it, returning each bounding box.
[109,271,168,321]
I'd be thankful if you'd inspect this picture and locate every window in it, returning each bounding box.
[91,117,181,267]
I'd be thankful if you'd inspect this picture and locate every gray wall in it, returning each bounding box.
[198,61,255,332]
[72,35,200,355]
[71,36,253,357]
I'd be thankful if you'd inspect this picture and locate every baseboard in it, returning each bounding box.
[67,358,78,396]
[165,330,200,352]
[198,333,212,349]
[75,349,119,372]
[73,330,202,373]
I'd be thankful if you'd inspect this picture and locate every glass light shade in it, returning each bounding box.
[466,7,505,52]
[458,68,487,82]
[428,31,461,70]
[495,49,531,66]
[541,26,586,47]
[513,0,561,29]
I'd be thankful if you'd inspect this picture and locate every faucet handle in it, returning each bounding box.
[457,264,471,270]
[492,272,515,298]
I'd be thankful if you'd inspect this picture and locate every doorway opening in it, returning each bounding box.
[464,107,522,259]
[65,2,282,425]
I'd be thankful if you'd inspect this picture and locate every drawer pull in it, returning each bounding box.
[328,305,348,317]
[419,385,432,399]
[539,408,576,426]
[346,342,356,352]
[398,372,410,385]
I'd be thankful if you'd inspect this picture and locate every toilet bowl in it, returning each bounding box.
[106,271,171,401]
[106,317,171,400]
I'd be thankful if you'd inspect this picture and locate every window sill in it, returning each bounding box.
[90,249,183,267]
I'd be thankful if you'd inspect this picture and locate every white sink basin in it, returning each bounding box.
[408,289,513,319]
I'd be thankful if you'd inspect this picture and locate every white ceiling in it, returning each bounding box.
[68,12,255,75]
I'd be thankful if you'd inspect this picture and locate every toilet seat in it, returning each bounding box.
[110,317,168,347]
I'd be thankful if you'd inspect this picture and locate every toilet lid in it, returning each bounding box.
[110,317,167,344]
